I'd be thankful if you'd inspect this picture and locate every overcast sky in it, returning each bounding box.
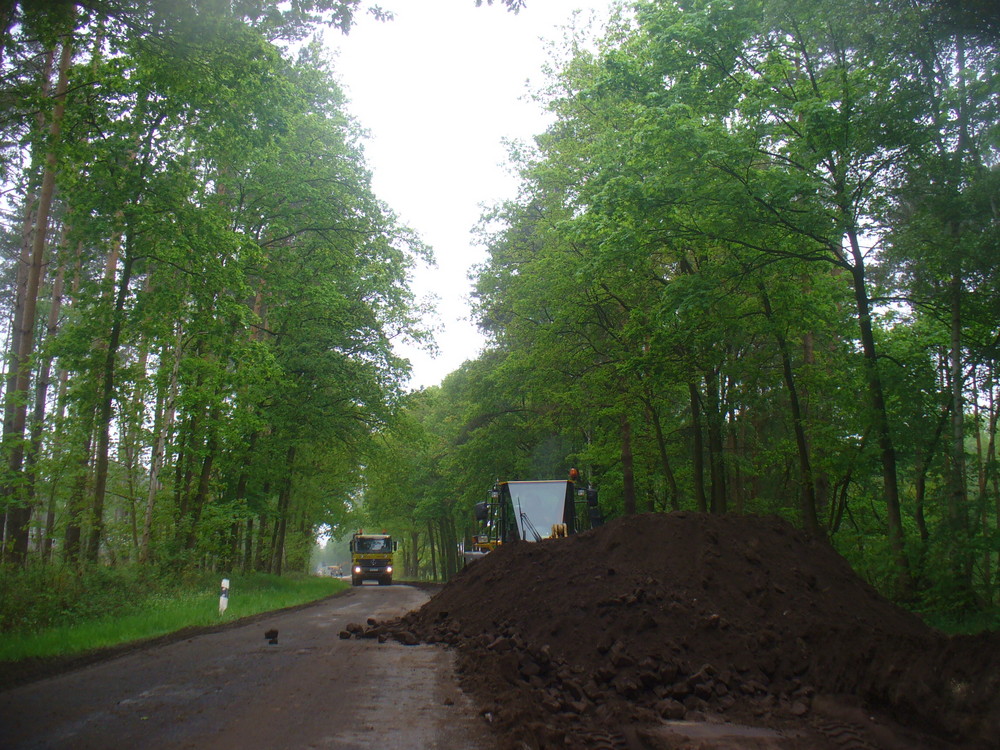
[325,0,611,389]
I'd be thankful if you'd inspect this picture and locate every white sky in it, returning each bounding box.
[325,0,611,390]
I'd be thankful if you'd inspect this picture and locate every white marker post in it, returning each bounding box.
[219,578,230,616]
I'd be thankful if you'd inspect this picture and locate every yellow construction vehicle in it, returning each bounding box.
[350,530,397,586]
[463,470,602,565]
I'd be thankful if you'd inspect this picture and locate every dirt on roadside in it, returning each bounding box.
[381,512,1000,749]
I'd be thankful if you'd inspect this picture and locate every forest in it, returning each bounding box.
[363,0,999,623]
[0,0,997,627]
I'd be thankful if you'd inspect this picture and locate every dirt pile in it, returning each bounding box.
[383,512,1000,749]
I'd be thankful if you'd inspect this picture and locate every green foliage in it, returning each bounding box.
[348,0,999,619]
[0,0,428,576]
[0,0,997,628]
[0,562,200,634]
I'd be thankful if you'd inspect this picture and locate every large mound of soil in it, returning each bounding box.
[383,512,999,749]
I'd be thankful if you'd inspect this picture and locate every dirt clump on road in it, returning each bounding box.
[383,512,999,749]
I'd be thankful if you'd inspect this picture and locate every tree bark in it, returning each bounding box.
[847,228,911,594]
[86,251,134,562]
[63,426,93,564]
[407,530,419,579]
[914,407,948,546]
[254,502,270,572]
[647,401,679,510]
[947,274,972,588]
[2,36,72,563]
[139,325,182,562]
[242,517,254,572]
[704,370,727,514]
[689,383,707,513]
[270,446,296,575]
[183,402,221,551]
[426,521,437,581]
[25,226,68,556]
[760,288,821,536]
[620,414,636,515]
[986,363,1000,605]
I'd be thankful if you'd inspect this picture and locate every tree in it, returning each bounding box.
[0,0,426,570]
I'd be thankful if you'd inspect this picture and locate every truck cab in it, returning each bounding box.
[350,532,397,586]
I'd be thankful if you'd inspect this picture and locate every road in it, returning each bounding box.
[0,584,495,749]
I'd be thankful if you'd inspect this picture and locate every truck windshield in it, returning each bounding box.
[506,481,567,542]
[355,538,389,553]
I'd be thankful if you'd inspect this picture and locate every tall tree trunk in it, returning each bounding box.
[426,521,437,581]
[270,446,295,576]
[704,370,727,515]
[436,518,451,580]
[439,517,451,579]
[25,226,68,554]
[254,507,269,571]
[242,517,254,572]
[647,401,679,510]
[847,229,911,594]
[407,530,419,579]
[620,414,636,515]
[67,222,122,561]
[63,426,94,564]
[446,515,460,578]
[914,407,949,547]
[983,362,1000,603]
[228,432,257,569]
[947,274,973,590]
[986,363,999,605]
[760,288,821,536]
[268,510,280,572]
[689,383,707,513]
[800,324,833,520]
[728,408,744,514]
[45,242,83,561]
[119,277,153,560]
[183,402,221,551]
[2,35,72,563]
[171,345,206,548]
[140,326,182,562]
[972,373,990,601]
[86,252,134,563]
[1,47,53,421]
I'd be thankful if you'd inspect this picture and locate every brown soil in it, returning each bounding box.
[382,512,1000,749]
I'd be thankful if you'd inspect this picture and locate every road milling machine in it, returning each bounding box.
[463,469,603,566]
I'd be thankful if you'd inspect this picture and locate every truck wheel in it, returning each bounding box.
[352,577,361,586]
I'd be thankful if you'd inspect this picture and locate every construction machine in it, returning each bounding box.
[350,530,397,585]
[463,470,602,565]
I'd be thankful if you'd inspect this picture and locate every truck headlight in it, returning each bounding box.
[353,566,362,574]
[386,566,392,574]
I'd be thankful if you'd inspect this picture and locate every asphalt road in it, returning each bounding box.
[0,584,495,749]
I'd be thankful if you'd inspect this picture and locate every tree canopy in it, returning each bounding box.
[2,0,997,627]
[363,0,999,623]
[0,0,430,573]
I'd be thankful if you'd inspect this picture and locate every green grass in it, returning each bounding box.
[0,571,347,663]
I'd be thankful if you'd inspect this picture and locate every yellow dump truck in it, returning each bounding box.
[350,531,397,586]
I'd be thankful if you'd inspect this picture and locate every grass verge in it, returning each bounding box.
[0,572,347,663]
